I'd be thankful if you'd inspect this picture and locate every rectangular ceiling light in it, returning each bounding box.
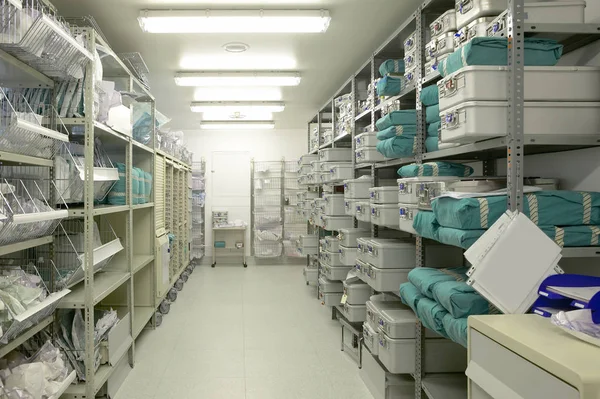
[176,72,301,87]
[191,101,285,113]
[202,111,274,121]
[139,10,331,33]
[194,88,282,102]
[200,121,275,130]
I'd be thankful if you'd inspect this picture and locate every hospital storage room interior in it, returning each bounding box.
[1,0,600,398]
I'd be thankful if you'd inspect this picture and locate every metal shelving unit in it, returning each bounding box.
[191,160,205,262]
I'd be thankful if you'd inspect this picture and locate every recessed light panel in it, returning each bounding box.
[175,72,301,87]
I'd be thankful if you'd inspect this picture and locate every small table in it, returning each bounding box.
[212,226,247,268]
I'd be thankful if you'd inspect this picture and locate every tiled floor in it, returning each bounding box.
[116,264,373,399]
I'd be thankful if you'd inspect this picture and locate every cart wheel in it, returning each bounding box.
[306,282,309,286]
[211,263,216,268]
[243,263,248,268]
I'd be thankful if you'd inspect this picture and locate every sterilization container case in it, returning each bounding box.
[371,204,401,229]
[370,186,399,204]
[356,148,387,163]
[319,148,352,162]
[398,203,420,235]
[320,263,353,281]
[366,300,407,331]
[362,264,411,292]
[426,32,455,61]
[323,194,346,216]
[320,250,344,267]
[343,279,372,304]
[356,202,371,223]
[363,322,379,356]
[318,276,343,293]
[339,228,370,247]
[324,236,340,253]
[344,199,357,217]
[417,179,506,208]
[319,291,343,306]
[355,132,378,149]
[455,0,507,29]
[365,239,415,269]
[340,245,358,266]
[342,302,367,323]
[321,215,354,231]
[430,9,457,36]
[454,17,495,49]
[344,177,374,199]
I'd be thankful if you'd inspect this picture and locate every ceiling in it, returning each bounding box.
[53,0,421,130]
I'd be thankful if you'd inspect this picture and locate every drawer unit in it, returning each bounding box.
[378,332,467,374]
[417,179,505,208]
[363,264,411,292]
[370,186,399,204]
[321,215,354,231]
[303,267,318,284]
[430,9,457,37]
[455,0,506,29]
[398,203,420,235]
[360,347,416,399]
[319,148,352,162]
[323,163,354,183]
[319,291,343,307]
[404,50,418,71]
[324,236,340,253]
[404,31,416,54]
[363,322,380,356]
[344,199,357,217]
[318,276,343,293]
[299,154,318,166]
[404,66,418,86]
[320,263,353,281]
[357,238,370,262]
[355,132,378,149]
[366,299,406,331]
[365,239,415,269]
[342,302,367,323]
[356,201,371,223]
[343,279,372,305]
[344,177,374,199]
[356,148,387,163]
[371,204,400,229]
[323,194,346,216]
[454,16,495,49]
[378,309,440,339]
[440,101,600,144]
[426,32,455,61]
[320,249,344,267]
[340,245,358,266]
[339,228,370,247]
[438,66,600,112]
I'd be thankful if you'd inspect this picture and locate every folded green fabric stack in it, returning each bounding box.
[376,124,417,140]
[376,136,417,158]
[397,161,474,178]
[379,59,406,77]
[376,110,417,131]
[376,75,403,97]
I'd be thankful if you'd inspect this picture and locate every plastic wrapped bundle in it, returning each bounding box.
[408,267,470,299]
[376,136,417,159]
[144,172,153,202]
[167,288,178,302]
[376,110,417,131]
[397,162,474,178]
[399,283,448,338]
[412,211,440,241]
[132,167,142,205]
[379,59,406,77]
[438,38,563,77]
[376,75,403,97]
[107,163,127,205]
[376,125,417,140]
[540,225,600,248]
[420,85,439,106]
[437,226,485,249]
[425,104,440,123]
[159,300,170,315]
[432,279,496,318]
[174,278,184,291]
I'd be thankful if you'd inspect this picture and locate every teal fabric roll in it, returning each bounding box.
[425,104,441,123]
[376,110,417,131]
[420,85,439,106]
[214,241,226,248]
[376,124,417,140]
[132,167,142,205]
[432,280,493,319]
[379,59,406,77]
[412,211,439,241]
[438,38,563,77]
[408,267,470,299]
[425,137,439,152]
[399,282,449,338]
[136,168,145,204]
[397,162,474,178]
[432,191,600,230]
[437,227,485,249]
[427,122,441,137]
[540,225,600,247]
[443,314,468,348]
[376,136,417,159]
[108,163,127,205]
[144,172,153,203]
[376,75,403,97]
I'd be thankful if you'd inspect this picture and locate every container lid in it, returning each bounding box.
[370,186,398,192]
[323,215,352,220]
[398,177,458,183]
[339,228,369,234]
[398,202,419,209]
[371,204,401,209]
[323,193,345,198]
[325,236,340,243]
[356,132,376,138]
[320,148,352,153]
[370,293,402,303]
[369,239,414,249]
[380,309,417,326]
[343,279,369,289]
[344,176,373,184]
[366,300,407,312]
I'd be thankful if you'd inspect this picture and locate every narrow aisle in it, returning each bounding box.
[116,265,373,399]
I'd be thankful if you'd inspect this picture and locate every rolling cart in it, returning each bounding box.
[212,226,247,268]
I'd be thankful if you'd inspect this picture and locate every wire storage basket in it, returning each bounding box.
[254,195,281,208]
[0,87,69,160]
[55,141,118,204]
[283,240,303,258]
[0,0,93,79]
[253,210,282,229]
[254,225,282,243]
[285,160,300,174]
[0,259,70,346]
[254,161,282,176]
[254,177,281,191]
[0,177,68,246]
[284,206,305,225]
[253,239,282,259]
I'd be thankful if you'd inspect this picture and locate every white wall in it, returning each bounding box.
[184,128,306,259]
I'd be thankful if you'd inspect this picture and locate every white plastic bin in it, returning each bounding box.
[299,154,318,166]
[342,302,367,323]
[455,0,506,29]
[344,177,374,199]
[366,299,407,331]
[365,239,416,269]
[339,228,370,247]
[356,148,386,163]
[323,194,346,216]
[378,309,440,339]
[340,245,358,266]
[355,132,378,149]
[318,276,343,293]
[319,291,343,306]
[299,235,318,247]
[398,203,420,235]
[343,279,372,305]
[322,215,354,231]
[371,204,400,229]
[440,101,600,143]
[324,236,340,253]
[320,263,353,281]
[319,148,352,162]
[369,186,399,204]
[430,9,457,37]
[438,66,600,112]
[356,202,371,223]
[344,199,357,217]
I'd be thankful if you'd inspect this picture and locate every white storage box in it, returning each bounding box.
[355,132,378,149]
[363,264,411,292]
[323,194,346,216]
[404,66,419,86]
[397,177,457,204]
[425,54,450,78]
[299,165,312,175]
[440,101,600,144]
[299,154,318,166]
[339,228,370,247]
[363,322,379,356]
[303,267,318,284]
[488,3,585,37]
[430,9,457,36]
[344,199,357,217]
[378,332,467,374]
[319,148,352,162]
[340,245,358,266]
[343,279,372,305]
[320,263,353,281]
[322,215,354,231]
[319,291,343,306]
[344,177,374,199]
[342,302,367,323]
[356,201,371,223]
[404,50,418,71]
[297,243,318,256]
[299,234,318,247]
[318,276,343,293]
[310,160,321,173]
[321,250,344,267]
[369,186,399,204]
[365,239,415,269]
[323,163,354,183]
[324,236,340,253]
[357,238,370,262]
[356,148,387,163]
[426,32,455,61]
[366,299,407,331]
[417,178,506,208]
[371,204,400,229]
[355,259,368,279]
[398,203,420,235]
[378,309,440,339]
[404,31,417,54]
[455,0,507,29]
[438,66,600,112]
[454,16,495,49]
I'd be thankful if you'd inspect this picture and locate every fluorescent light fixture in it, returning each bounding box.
[194,88,282,102]
[191,101,285,113]
[176,72,300,87]
[200,121,275,130]
[139,10,331,33]
[180,55,297,70]
[202,111,274,121]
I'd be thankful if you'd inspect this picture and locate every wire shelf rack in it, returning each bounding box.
[254,239,282,258]
[253,195,281,207]
[283,240,303,258]
[254,177,281,190]
[254,161,282,176]
[284,161,300,174]
[0,0,93,79]
[284,206,305,225]
[253,210,282,229]
[254,225,282,242]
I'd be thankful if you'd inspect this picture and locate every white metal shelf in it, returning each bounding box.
[58,272,130,309]
[133,306,155,339]
[0,150,54,167]
[422,374,467,399]
[133,202,155,210]
[0,48,53,88]
[0,316,53,359]
[0,236,53,257]
[133,255,154,274]
[68,205,131,217]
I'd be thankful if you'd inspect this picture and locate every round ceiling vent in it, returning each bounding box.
[223,42,250,53]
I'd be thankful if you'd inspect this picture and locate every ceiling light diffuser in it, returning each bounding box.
[138,10,331,33]
[202,111,274,121]
[175,72,301,87]
[194,88,282,102]
[191,101,285,113]
[180,55,297,71]
[200,121,275,130]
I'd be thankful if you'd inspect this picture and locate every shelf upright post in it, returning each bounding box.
[413,6,426,399]
[317,112,322,151]
[507,0,526,212]
[332,98,337,148]
[307,122,311,152]
[126,128,135,367]
[351,76,359,229]
[370,56,377,240]
[250,159,255,257]
[281,158,286,261]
